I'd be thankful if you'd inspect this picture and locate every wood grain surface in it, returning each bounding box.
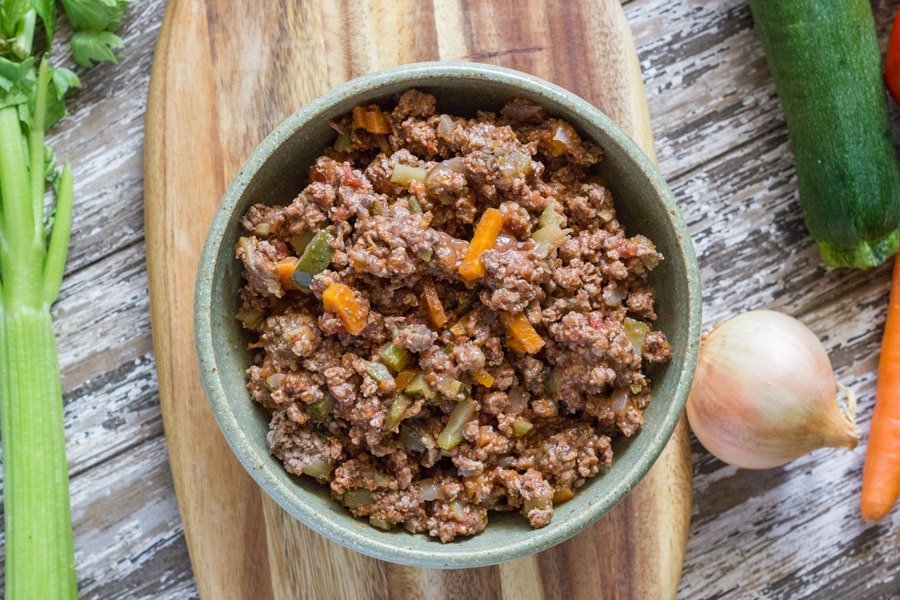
[0,0,895,598]
[144,1,691,599]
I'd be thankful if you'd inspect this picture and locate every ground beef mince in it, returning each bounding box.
[235,90,671,542]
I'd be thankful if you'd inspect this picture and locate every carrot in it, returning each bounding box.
[886,11,900,104]
[861,257,900,520]
[322,283,369,335]
[500,311,545,354]
[422,283,448,328]
[459,208,504,282]
[471,368,494,388]
[352,105,391,134]
[394,369,417,392]
[275,257,299,291]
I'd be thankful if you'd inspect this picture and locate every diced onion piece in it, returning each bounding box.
[546,120,580,157]
[530,223,565,244]
[322,283,368,335]
[351,105,391,134]
[623,317,650,357]
[418,479,441,501]
[436,114,455,140]
[391,164,428,186]
[508,386,529,414]
[459,208,504,282]
[422,283,448,328]
[498,150,533,178]
[437,400,477,450]
[500,311,545,354]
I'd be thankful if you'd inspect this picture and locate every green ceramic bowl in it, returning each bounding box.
[195,62,701,568]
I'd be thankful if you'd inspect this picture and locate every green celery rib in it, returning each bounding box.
[1,307,77,599]
[30,60,50,236]
[43,164,73,304]
[0,106,41,304]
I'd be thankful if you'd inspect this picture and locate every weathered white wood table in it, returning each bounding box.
[9,0,897,597]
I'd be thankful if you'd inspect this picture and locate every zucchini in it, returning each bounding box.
[750,0,900,269]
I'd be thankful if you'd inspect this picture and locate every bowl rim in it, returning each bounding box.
[194,61,701,568]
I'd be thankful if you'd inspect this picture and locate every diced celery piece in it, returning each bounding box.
[391,164,427,186]
[433,374,465,400]
[292,230,335,288]
[623,317,650,357]
[437,401,477,450]
[301,458,333,480]
[512,417,534,437]
[307,393,335,422]
[408,195,422,213]
[399,424,429,453]
[404,373,435,401]
[343,488,373,507]
[378,342,409,373]
[369,517,393,530]
[366,362,395,388]
[384,395,412,431]
[538,206,562,229]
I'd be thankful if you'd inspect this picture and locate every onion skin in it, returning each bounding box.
[687,310,860,469]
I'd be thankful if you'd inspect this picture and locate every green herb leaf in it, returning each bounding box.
[34,0,56,42]
[0,55,35,109]
[69,30,123,67]
[43,67,80,129]
[60,0,127,32]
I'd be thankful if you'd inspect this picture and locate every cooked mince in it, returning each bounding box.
[235,90,671,542]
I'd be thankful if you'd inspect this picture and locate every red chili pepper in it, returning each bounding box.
[887,11,900,103]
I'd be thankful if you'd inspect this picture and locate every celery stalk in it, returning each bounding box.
[0,3,132,597]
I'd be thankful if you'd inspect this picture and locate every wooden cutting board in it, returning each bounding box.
[143,1,692,598]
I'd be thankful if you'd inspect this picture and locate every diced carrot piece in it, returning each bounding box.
[394,369,417,391]
[352,105,391,134]
[449,313,472,337]
[322,283,368,335]
[275,257,299,291]
[422,283,448,328]
[471,368,494,388]
[458,208,504,283]
[500,311,544,354]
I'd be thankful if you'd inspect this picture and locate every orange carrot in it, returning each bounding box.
[322,283,368,335]
[394,369,417,391]
[862,257,900,520]
[500,311,544,354]
[459,208,504,282]
[422,283,448,328]
[275,257,299,291]
[352,105,391,134]
[471,368,494,388]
